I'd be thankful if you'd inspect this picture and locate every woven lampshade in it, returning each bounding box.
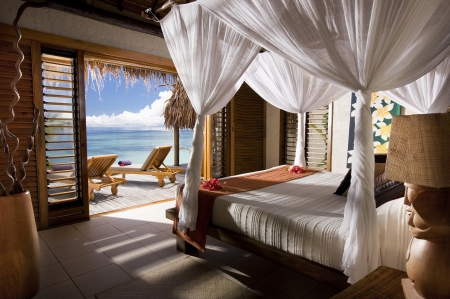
[385,113,450,188]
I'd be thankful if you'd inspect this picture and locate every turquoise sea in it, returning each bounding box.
[86,128,194,166]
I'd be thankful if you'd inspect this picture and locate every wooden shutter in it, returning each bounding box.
[283,105,332,170]
[283,112,298,164]
[42,53,81,205]
[306,106,330,169]
[211,106,228,178]
[231,83,265,175]
[0,38,39,223]
[203,106,229,180]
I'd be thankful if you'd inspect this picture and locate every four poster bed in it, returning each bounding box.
[166,156,410,290]
[158,0,450,285]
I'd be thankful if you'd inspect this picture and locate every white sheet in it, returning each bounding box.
[211,171,409,272]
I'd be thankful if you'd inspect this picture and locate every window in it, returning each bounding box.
[42,51,82,205]
[211,106,228,178]
[283,105,331,170]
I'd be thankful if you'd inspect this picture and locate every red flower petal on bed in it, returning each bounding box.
[288,165,306,174]
[201,178,221,190]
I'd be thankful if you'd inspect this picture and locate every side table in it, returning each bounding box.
[331,266,408,299]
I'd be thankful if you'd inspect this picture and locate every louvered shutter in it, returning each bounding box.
[0,38,39,222]
[283,105,331,170]
[211,106,228,178]
[42,52,82,205]
[231,83,265,175]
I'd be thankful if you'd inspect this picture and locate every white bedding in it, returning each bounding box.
[211,171,410,272]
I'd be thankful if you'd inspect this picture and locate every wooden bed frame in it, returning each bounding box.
[166,155,388,291]
[166,208,351,291]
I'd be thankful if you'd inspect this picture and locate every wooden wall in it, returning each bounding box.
[0,35,40,226]
[0,22,175,230]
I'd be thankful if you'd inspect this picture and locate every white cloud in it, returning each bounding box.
[86,90,172,129]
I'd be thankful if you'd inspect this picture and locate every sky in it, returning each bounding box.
[85,71,173,130]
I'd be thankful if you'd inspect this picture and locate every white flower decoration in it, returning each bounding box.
[375,122,391,141]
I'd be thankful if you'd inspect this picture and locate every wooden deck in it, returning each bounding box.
[89,165,186,215]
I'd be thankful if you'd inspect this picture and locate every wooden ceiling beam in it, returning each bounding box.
[22,0,164,38]
[82,0,96,6]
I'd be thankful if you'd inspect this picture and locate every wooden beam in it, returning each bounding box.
[0,23,176,74]
[174,126,179,166]
[82,0,96,6]
[31,40,48,230]
[76,49,90,221]
[23,0,164,38]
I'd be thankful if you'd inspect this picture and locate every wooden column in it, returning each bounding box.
[31,40,48,230]
[201,116,213,180]
[174,126,179,166]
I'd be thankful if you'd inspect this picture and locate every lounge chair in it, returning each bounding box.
[87,154,126,200]
[107,145,184,187]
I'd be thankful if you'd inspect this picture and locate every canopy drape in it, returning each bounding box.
[160,2,261,232]
[195,0,450,283]
[243,52,348,166]
[381,56,450,114]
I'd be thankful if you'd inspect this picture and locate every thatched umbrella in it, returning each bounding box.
[164,77,196,165]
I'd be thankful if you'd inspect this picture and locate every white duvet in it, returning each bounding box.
[211,171,410,272]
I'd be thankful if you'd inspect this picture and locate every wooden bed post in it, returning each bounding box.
[176,235,197,253]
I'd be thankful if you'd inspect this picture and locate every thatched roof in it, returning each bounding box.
[85,59,196,130]
[85,60,177,99]
[164,77,196,130]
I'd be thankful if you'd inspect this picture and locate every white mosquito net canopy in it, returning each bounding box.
[381,56,450,114]
[160,0,450,284]
[243,52,348,167]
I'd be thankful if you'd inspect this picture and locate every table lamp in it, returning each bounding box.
[385,113,450,299]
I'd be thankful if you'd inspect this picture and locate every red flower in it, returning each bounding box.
[288,165,305,174]
[201,178,221,191]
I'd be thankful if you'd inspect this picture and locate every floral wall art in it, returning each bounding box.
[346,92,402,168]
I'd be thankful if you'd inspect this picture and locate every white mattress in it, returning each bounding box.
[211,171,410,271]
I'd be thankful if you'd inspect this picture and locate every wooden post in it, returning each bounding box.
[174,126,179,166]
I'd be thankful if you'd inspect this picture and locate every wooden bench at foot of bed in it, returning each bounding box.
[166,207,350,291]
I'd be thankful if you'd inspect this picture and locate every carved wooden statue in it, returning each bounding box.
[403,183,450,299]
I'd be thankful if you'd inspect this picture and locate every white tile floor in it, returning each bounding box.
[33,200,340,299]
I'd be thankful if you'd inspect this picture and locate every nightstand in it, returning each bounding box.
[331,266,408,299]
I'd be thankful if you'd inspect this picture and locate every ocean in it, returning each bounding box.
[86,128,194,166]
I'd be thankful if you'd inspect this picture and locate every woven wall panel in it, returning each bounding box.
[233,83,264,175]
[0,37,39,222]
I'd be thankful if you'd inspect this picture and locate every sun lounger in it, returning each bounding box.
[87,154,126,200]
[107,145,184,187]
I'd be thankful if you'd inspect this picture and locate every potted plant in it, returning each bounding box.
[0,6,41,299]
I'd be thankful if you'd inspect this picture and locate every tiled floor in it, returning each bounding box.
[33,200,340,299]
